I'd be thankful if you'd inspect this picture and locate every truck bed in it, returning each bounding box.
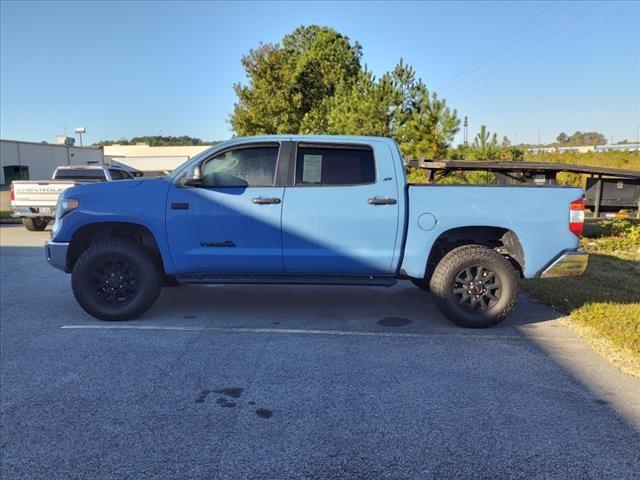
[400,184,583,279]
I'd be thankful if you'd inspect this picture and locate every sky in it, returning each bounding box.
[1,0,639,146]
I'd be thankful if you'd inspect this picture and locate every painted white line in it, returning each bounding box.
[60,324,524,340]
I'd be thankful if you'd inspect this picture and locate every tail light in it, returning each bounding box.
[569,199,585,237]
[9,182,15,201]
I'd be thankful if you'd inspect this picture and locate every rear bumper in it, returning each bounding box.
[12,206,55,218]
[45,240,69,272]
[539,250,589,278]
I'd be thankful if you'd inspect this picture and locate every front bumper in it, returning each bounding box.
[45,240,69,272]
[539,250,589,278]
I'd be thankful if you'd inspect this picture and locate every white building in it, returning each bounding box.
[529,144,639,154]
[103,144,212,176]
[557,145,596,153]
[0,139,105,185]
[595,143,640,152]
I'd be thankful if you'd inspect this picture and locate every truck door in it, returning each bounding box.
[166,143,285,274]
[281,142,400,274]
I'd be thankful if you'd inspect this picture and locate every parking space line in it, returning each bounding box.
[60,324,527,340]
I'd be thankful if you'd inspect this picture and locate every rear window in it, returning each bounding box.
[295,146,375,186]
[54,169,106,181]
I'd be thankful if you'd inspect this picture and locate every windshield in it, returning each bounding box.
[54,169,106,181]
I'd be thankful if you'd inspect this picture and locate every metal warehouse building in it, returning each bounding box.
[0,138,105,186]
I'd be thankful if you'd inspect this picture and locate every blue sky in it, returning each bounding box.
[1,0,638,146]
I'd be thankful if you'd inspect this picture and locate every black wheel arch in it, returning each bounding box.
[67,222,165,274]
[420,226,525,282]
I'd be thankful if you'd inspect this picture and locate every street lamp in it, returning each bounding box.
[75,127,86,147]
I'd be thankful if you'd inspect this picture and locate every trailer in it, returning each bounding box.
[406,159,640,218]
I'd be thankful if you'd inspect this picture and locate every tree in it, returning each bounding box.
[556,132,568,144]
[470,125,499,160]
[562,131,607,146]
[302,69,397,136]
[231,25,362,135]
[387,61,460,159]
[230,27,460,159]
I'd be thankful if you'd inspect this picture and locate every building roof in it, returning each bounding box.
[0,138,102,150]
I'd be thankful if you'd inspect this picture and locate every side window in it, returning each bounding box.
[295,146,375,186]
[122,170,134,179]
[201,146,279,187]
[109,169,124,180]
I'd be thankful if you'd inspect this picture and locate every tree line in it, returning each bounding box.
[93,136,211,147]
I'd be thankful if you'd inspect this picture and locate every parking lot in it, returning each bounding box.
[1,223,639,479]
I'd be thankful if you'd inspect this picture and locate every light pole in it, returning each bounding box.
[75,127,86,147]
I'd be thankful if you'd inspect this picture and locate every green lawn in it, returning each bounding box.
[522,219,640,376]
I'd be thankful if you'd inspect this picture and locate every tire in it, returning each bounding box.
[429,245,519,328]
[71,239,162,321]
[410,277,430,291]
[22,217,48,231]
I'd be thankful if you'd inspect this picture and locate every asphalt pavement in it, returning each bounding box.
[1,224,639,479]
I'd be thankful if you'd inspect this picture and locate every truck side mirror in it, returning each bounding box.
[182,164,202,187]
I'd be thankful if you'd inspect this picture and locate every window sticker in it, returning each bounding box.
[302,154,323,183]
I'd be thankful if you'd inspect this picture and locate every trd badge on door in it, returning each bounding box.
[200,240,236,248]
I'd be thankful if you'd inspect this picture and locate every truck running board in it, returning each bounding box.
[175,273,397,287]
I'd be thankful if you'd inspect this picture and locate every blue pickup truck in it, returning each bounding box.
[46,136,588,328]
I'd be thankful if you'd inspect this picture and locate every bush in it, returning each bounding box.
[582,219,640,255]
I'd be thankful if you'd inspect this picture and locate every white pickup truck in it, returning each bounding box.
[10,165,136,231]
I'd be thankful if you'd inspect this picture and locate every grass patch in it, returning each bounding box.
[523,219,640,376]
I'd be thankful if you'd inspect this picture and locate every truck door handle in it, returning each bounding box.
[368,197,397,205]
[252,197,281,205]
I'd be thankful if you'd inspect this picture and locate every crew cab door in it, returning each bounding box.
[166,143,286,274]
[281,141,401,274]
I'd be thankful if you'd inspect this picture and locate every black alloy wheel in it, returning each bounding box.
[451,265,502,312]
[89,256,140,305]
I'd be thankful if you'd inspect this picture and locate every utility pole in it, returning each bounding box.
[463,116,468,146]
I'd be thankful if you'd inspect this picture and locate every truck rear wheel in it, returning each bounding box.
[71,239,162,321]
[22,217,49,231]
[429,245,518,328]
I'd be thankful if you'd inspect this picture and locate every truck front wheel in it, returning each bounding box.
[71,239,162,321]
[429,245,519,328]
[22,217,49,231]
